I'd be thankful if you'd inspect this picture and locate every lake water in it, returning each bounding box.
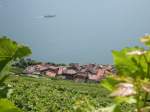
[0,0,150,64]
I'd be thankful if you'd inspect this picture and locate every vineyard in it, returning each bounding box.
[5,75,134,112]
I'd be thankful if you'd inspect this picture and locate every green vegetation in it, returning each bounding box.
[0,36,31,112]
[101,35,150,112]
[13,58,42,69]
[0,99,21,112]
[6,75,112,112]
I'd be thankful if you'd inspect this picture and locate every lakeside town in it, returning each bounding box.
[23,62,116,82]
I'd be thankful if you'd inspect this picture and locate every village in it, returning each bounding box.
[23,63,116,82]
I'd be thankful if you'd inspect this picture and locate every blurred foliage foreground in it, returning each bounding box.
[101,35,150,112]
[0,36,31,112]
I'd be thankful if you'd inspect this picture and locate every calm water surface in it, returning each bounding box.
[0,0,150,64]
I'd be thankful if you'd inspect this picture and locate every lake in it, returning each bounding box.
[0,0,150,64]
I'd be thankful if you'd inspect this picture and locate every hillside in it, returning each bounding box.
[5,75,134,112]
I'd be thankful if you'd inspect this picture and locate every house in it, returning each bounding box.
[45,70,56,77]
[62,69,77,80]
[23,63,115,82]
[74,72,88,82]
[88,68,109,82]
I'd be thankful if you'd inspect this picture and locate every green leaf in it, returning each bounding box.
[0,37,32,74]
[0,99,22,112]
[112,47,147,78]
[0,75,9,84]
[0,37,31,99]
[101,76,120,91]
[113,105,122,112]
[114,96,136,104]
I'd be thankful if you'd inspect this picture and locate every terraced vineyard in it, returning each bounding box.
[5,76,135,112]
[5,76,112,112]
